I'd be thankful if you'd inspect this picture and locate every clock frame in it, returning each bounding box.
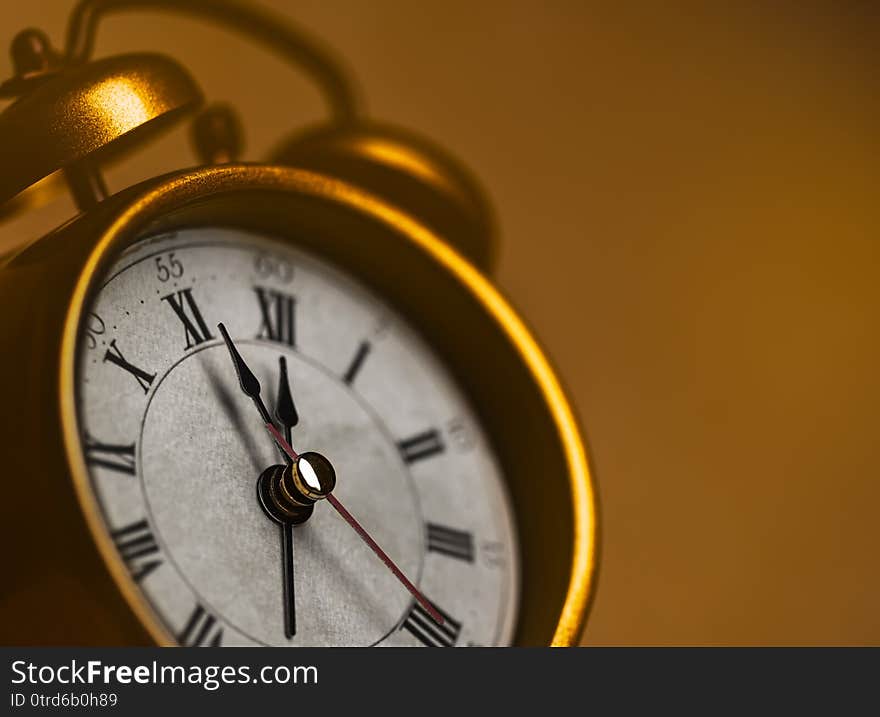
[0,164,597,646]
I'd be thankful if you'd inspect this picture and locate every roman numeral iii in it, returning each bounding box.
[401,600,461,647]
[254,286,296,346]
[426,523,475,562]
[177,603,223,647]
[398,429,445,464]
[111,519,162,582]
[84,435,135,475]
[103,339,155,393]
[161,288,212,349]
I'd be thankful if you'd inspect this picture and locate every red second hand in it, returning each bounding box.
[265,422,298,460]
[324,492,443,625]
[264,422,444,626]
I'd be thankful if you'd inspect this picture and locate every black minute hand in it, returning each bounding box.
[217,322,273,425]
[280,522,296,638]
[217,323,298,638]
[275,355,300,639]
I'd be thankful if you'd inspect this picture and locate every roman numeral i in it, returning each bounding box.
[254,286,296,346]
[161,288,212,349]
[342,340,371,385]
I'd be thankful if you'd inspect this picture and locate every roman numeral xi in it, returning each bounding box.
[161,288,212,349]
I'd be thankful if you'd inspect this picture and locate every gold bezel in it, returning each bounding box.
[4,164,597,646]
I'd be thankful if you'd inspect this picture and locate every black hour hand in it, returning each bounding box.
[275,356,299,435]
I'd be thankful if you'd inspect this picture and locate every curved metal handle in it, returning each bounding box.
[64,0,362,122]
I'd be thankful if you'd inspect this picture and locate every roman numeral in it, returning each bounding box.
[398,429,445,464]
[426,523,474,562]
[401,600,461,647]
[84,435,135,475]
[103,339,155,393]
[254,286,296,346]
[342,341,371,384]
[161,289,212,349]
[177,604,223,647]
[111,519,162,582]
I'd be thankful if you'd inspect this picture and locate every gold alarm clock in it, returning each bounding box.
[0,0,597,647]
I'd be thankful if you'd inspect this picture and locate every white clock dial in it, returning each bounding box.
[75,226,519,647]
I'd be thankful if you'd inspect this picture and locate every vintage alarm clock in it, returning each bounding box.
[0,0,597,647]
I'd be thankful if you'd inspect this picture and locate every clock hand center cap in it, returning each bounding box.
[257,451,338,526]
[288,451,337,501]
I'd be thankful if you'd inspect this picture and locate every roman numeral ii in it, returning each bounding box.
[398,429,445,464]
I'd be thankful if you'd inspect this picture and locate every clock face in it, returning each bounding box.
[75,226,519,647]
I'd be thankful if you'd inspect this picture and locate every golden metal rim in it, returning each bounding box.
[58,164,598,646]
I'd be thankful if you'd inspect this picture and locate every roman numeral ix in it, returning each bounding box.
[177,604,223,647]
[426,523,475,562]
[254,286,296,346]
[401,600,461,647]
[111,519,162,582]
[103,339,155,393]
[161,288,212,349]
[398,429,445,464]
[84,435,135,475]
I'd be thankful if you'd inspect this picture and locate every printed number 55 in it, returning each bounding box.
[156,253,184,282]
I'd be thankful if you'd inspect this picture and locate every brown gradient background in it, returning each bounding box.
[1,1,877,645]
